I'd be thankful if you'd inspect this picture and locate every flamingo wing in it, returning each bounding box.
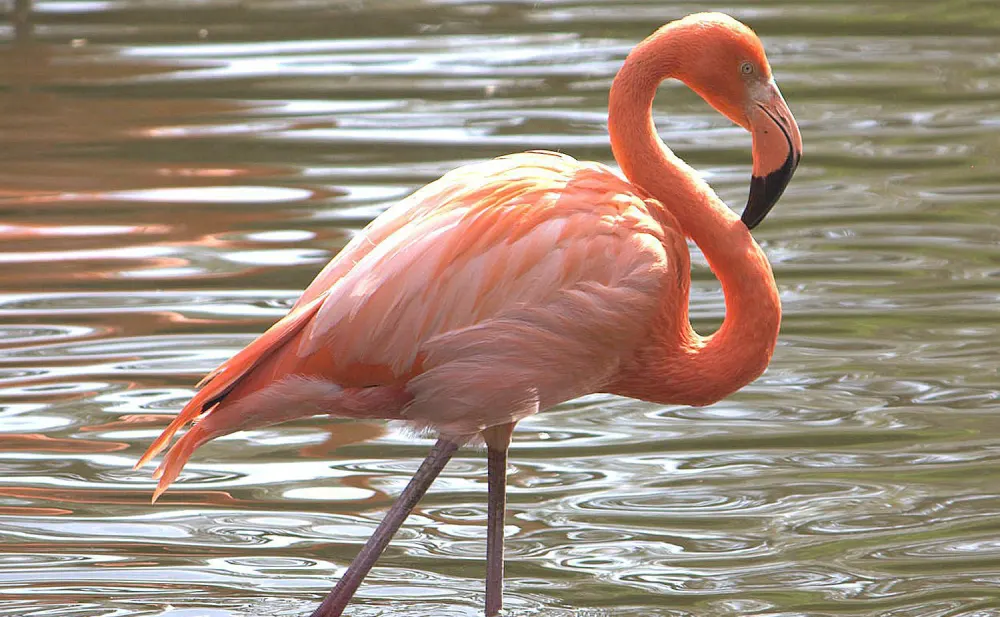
[140,151,679,495]
[298,151,677,433]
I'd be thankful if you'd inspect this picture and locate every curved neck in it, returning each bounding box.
[607,32,781,406]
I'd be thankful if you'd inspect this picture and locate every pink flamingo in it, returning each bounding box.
[137,12,801,616]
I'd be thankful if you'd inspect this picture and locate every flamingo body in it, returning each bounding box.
[141,151,688,493]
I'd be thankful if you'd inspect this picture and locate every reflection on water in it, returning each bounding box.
[1,0,999,615]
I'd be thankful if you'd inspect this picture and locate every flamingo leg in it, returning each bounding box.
[483,422,515,616]
[485,443,508,616]
[309,437,461,617]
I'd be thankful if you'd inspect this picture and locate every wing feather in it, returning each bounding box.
[296,152,674,431]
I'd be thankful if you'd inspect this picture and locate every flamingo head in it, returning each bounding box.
[667,13,803,229]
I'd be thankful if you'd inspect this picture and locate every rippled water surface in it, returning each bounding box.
[2,0,999,615]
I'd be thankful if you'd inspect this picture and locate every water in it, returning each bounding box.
[1,0,999,615]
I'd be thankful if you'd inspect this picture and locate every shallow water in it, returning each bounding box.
[1,0,999,615]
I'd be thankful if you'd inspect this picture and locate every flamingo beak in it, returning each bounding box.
[742,81,802,230]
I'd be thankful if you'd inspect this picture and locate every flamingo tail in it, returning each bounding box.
[134,297,326,483]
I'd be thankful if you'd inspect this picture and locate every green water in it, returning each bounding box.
[1,1,999,615]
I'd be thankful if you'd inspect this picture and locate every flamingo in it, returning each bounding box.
[136,12,801,617]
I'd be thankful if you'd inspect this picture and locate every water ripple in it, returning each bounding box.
[1,0,999,615]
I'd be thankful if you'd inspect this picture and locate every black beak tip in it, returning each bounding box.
[741,176,771,230]
[741,153,799,231]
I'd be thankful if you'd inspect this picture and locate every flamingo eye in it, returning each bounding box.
[740,61,755,75]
